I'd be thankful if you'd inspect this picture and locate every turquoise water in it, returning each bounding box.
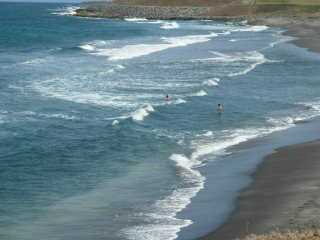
[1,3,320,240]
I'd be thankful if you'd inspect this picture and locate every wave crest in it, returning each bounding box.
[131,104,155,121]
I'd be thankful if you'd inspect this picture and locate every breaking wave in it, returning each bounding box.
[194,51,273,77]
[202,78,220,87]
[160,22,180,29]
[131,104,155,121]
[51,6,79,16]
[124,18,148,22]
[80,33,218,61]
[232,25,269,32]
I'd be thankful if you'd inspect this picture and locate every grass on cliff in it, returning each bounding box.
[112,0,320,6]
[112,0,237,7]
[256,0,320,6]
[242,229,320,240]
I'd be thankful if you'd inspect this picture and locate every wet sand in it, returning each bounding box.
[249,16,320,53]
[287,21,320,53]
[200,140,320,239]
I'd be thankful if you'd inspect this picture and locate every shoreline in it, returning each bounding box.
[200,139,320,240]
[248,16,320,53]
[74,3,320,54]
[197,19,320,240]
[71,7,320,239]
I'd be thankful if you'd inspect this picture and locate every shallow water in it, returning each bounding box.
[1,3,320,240]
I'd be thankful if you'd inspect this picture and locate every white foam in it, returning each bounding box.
[122,153,204,240]
[211,51,266,63]
[160,22,180,30]
[267,100,320,128]
[79,44,96,51]
[106,69,115,74]
[20,111,76,120]
[219,31,231,36]
[131,104,155,121]
[202,78,220,87]
[42,113,76,120]
[124,18,148,22]
[112,120,119,126]
[0,110,8,124]
[175,98,187,104]
[195,51,268,77]
[128,125,285,240]
[51,6,79,16]
[192,90,207,97]
[79,40,109,52]
[21,58,47,66]
[233,25,269,32]
[171,153,202,170]
[202,131,213,137]
[34,81,138,108]
[122,98,320,240]
[228,60,265,77]
[90,33,218,60]
[116,64,125,69]
[122,102,320,240]
[269,33,295,48]
[144,20,165,24]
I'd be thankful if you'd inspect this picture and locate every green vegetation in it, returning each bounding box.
[113,0,237,7]
[111,0,320,7]
[256,0,320,6]
[78,0,320,18]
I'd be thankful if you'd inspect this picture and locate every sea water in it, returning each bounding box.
[1,3,320,240]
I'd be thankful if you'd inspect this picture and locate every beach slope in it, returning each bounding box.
[201,140,320,240]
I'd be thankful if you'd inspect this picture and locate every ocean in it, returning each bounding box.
[1,3,320,240]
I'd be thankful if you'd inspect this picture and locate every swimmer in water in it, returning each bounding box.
[217,103,224,113]
[165,94,170,102]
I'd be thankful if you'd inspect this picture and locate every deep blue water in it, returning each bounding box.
[1,3,320,240]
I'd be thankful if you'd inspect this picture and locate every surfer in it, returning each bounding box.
[217,103,224,114]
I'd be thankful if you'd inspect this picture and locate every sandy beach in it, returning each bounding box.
[201,140,320,239]
[250,16,320,53]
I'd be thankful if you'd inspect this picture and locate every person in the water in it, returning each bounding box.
[217,103,224,113]
[165,94,170,101]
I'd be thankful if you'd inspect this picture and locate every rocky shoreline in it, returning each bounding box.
[75,2,249,20]
[76,1,320,21]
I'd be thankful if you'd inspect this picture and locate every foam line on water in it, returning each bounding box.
[124,18,148,22]
[81,33,218,61]
[191,90,207,97]
[269,32,296,48]
[131,104,155,121]
[202,78,220,87]
[20,111,77,120]
[20,58,47,66]
[121,98,320,240]
[232,25,269,32]
[194,51,272,77]
[121,119,301,240]
[51,6,79,16]
[160,22,180,29]
[267,100,320,127]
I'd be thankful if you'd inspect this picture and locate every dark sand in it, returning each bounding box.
[201,140,320,240]
[287,21,320,53]
[250,17,320,53]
